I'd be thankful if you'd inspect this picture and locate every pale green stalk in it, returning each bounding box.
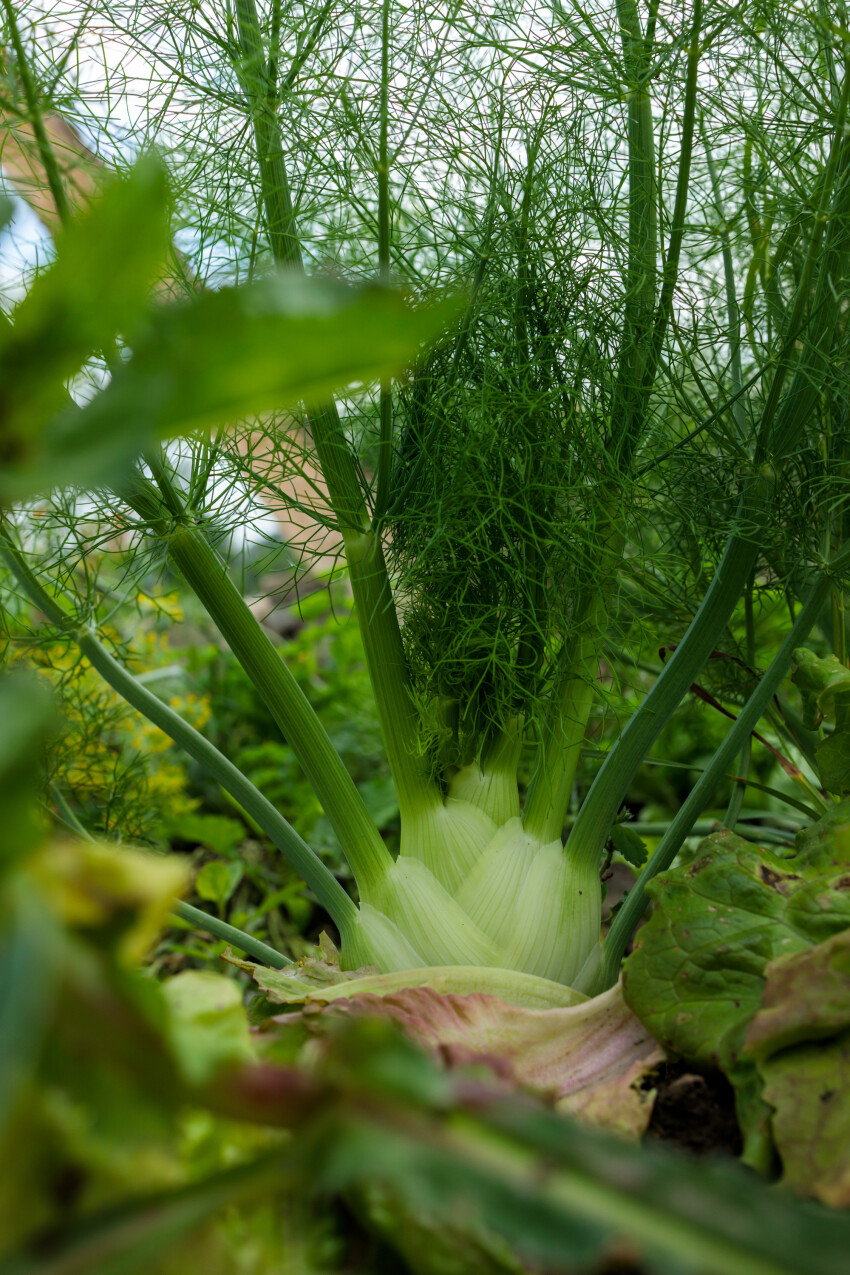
[609,0,658,469]
[372,0,394,524]
[642,0,702,400]
[522,605,604,845]
[703,118,747,442]
[526,3,700,848]
[449,718,523,826]
[233,0,440,827]
[120,465,391,899]
[755,72,850,466]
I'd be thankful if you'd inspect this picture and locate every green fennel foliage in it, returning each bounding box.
[1,0,850,996]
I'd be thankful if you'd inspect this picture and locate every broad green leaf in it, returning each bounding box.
[744,925,850,1206]
[757,1033,850,1208]
[746,911,850,1059]
[195,859,243,909]
[161,812,244,858]
[44,276,460,492]
[162,970,255,1085]
[792,648,850,728]
[816,729,850,796]
[610,822,648,868]
[0,151,457,502]
[622,806,850,1161]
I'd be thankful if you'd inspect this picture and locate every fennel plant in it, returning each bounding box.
[2,0,850,1003]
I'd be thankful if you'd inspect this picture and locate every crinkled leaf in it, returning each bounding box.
[792,648,850,728]
[757,1032,850,1208]
[622,807,850,1160]
[792,649,850,794]
[816,730,850,796]
[743,928,850,1205]
[162,970,255,1085]
[794,798,850,862]
[745,922,850,1059]
[280,981,662,1139]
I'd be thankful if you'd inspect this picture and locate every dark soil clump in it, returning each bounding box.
[644,1062,742,1157]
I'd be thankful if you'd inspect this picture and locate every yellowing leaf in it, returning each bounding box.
[744,929,850,1206]
[28,839,188,966]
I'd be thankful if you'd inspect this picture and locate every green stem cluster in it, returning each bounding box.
[587,569,834,993]
[0,525,356,934]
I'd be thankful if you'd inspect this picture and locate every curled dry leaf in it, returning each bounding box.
[744,927,850,1207]
[254,972,663,1140]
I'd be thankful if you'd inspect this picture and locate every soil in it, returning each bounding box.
[643,1061,743,1157]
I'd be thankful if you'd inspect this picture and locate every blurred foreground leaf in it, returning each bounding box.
[9,1020,850,1275]
[0,675,57,869]
[0,158,170,499]
[1,1152,287,1275]
[47,274,459,484]
[0,153,459,501]
[162,970,255,1086]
